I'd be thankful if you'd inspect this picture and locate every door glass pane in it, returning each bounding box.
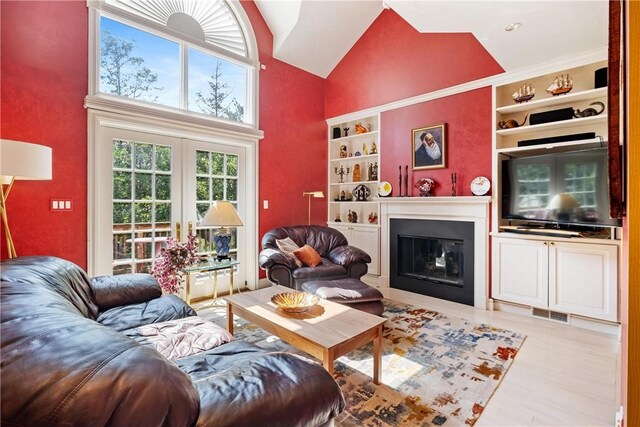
[112,139,173,275]
[194,149,240,259]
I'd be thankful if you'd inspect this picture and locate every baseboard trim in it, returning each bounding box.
[491,299,620,335]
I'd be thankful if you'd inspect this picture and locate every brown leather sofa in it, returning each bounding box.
[259,225,371,290]
[0,256,344,426]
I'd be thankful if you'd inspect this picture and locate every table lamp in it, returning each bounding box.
[1,139,53,258]
[303,191,324,225]
[199,201,244,260]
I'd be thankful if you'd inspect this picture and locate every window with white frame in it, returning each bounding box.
[93,0,255,125]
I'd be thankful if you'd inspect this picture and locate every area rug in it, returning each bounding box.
[200,300,525,426]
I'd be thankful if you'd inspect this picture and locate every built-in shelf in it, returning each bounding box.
[496,87,607,114]
[496,114,608,136]
[327,221,379,228]
[330,130,378,143]
[496,138,606,157]
[330,180,378,186]
[330,154,378,162]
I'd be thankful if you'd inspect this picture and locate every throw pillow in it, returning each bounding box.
[276,237,303,267]
[293,245,322,267]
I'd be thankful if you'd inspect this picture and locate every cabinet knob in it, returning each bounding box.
[550,242,555,246]
[543,242,548,246]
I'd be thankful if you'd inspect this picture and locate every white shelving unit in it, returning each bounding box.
[327,113,381,275]
[491,59,621,325]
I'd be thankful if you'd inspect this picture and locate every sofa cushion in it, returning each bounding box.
[292,258,346,279]
[124,317,234,360]
[175,340,345,427]
[293,244,322,267]
[0,256,99,319]
[275,237,303,267]
[91,273,162,311]
[98,294,196,332]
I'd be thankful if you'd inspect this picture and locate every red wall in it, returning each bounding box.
[241,1,327,243]
[380,87,493,197]
[1,1,88,266]
[0,1,327,273]
[325,9,503,118]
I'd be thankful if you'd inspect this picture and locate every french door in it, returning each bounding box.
[90,115,256,297]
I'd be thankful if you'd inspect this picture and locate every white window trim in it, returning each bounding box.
[86,0,260,130]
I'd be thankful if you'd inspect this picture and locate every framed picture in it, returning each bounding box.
[412,123,446,170]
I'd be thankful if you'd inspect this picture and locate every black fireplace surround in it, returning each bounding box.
[390,218,475,306]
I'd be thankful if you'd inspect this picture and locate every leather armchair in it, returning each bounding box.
[259,225,371,290]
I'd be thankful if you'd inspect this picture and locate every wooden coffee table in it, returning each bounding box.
[225,285,386,384]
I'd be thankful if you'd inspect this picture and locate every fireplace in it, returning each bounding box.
[390,218,475,306]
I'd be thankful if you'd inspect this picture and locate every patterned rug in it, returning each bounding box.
[200,300,525,426]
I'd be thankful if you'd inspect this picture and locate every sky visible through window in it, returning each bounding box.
[101,17,180,107]
[100,16,247,121]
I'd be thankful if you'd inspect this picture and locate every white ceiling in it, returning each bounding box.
[254,0,609,78]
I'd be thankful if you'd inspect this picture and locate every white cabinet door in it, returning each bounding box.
[549,242,618,321]
[492,237,548,308]
[330,225,380,276]
[351,227,380,275]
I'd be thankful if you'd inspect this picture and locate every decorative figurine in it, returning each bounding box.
[347,210,358,223]
[546,74,573,96]
[352,184,371,202]
[339,144,348,158]
[355,123,368,134]
[334,165,351,183]
[367,162,379,181]
[352,164,361,182]
[354,151,361,157]
[370,142,377,154]
[339,190,346,201]
[363,143,369,155]
[334,212,342,222]
[512,83,535,103]
[343,127,350,137]
[498,114,528,129]
[368,212,378,224]
[574,101,605,118]
[415,178,435,197]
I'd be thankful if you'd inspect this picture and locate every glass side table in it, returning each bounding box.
[183,259,240,305]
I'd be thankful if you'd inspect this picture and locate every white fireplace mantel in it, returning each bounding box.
[378,196,491,309]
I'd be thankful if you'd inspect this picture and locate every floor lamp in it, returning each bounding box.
[303,191,324,225]
[0,139,53,258]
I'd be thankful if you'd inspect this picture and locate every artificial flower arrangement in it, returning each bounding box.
[151,234,199,294]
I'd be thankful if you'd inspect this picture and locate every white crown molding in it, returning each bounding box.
[326,47,608,125]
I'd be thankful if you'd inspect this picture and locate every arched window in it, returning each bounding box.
[88,0,258,127]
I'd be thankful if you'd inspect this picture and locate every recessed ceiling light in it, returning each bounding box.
[505,23,522,32]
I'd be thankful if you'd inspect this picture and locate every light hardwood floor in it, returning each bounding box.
[196,287,619,426]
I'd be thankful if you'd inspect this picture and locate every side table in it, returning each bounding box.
[183,259,240,305]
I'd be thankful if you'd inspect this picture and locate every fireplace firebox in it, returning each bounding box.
[390,219,474,305]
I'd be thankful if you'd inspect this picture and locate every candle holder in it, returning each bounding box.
[334,165,351,183]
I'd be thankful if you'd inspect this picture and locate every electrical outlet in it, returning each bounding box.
[263,200,269,209]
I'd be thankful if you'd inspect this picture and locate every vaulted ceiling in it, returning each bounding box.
[254,0,609,78]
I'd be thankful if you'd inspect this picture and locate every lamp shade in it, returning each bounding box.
[200,201,244,227]
[303,191,324,198]
[548,193,580,210]
[0,139,52,180]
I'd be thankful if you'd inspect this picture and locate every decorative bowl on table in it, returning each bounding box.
[271,291,320,313]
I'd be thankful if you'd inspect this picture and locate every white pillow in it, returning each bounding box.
[276,237,303,267]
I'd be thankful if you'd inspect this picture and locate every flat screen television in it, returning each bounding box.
[502,147,621,228]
